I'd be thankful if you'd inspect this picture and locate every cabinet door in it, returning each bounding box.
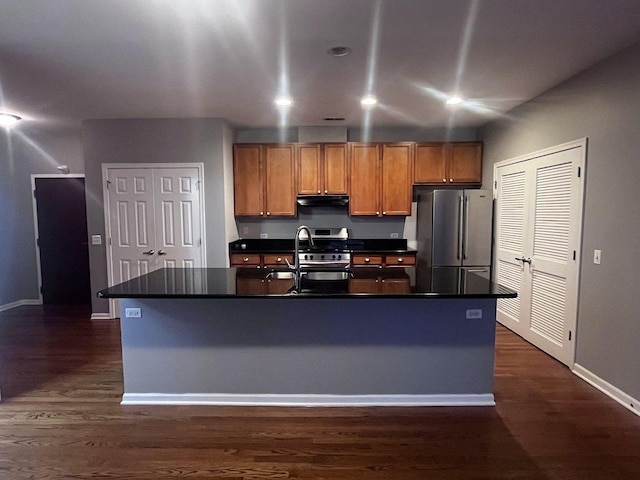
[297,143,322,195]
[349,143,380,216]
[448,142,482,184]
[380,277,411,294]
[324,143,349,194]
[233,144,264,216]
[414,143,447,184]
[381,143,413,216]
[264,144,297,217]
[230,253,261,268]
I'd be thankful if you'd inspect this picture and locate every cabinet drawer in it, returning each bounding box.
[230,253,261,267]
[384,254,416,266]
[351,254,383,266]
[263,254,294,267]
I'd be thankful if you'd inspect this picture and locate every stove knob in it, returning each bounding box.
[309,254,314,260]
[320,254,325,260]
[337,254,342,260]
[304,254,308,260]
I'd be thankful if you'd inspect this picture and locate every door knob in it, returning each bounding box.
[158,250,167,256]
[142,249,155,255]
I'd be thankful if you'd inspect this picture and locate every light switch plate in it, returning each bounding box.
[91,234,102,245]
[466,309,483,319]
[594,249,601,264]
[125,308,141,318]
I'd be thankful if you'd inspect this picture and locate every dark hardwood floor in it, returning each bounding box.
[1,305,639,479]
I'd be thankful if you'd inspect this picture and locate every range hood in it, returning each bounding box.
[296,195,349,208]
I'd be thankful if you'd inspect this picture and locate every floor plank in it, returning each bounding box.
[0,305,639,479]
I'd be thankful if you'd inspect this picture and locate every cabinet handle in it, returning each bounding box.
[260,211,264,216]
[365,258,370,263]
[243,257,249,262]
[324,189,328,194]
[317,190,321,194]
[397,257,404,263]
[276,257,282,262]
[442,178,446,183]
[266,212,270,216]
[450,178,453,182]
[376,211,380,215]
[383,211,386,215]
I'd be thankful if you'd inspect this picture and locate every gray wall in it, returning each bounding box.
[479,41,640,400]
[0,126,84,308]
[235,126,478,239]
[83,118,235,314]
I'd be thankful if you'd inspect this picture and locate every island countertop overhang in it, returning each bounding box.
[97,267,517,299]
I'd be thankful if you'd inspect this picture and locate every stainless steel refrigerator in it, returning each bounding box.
[416,189,493,293]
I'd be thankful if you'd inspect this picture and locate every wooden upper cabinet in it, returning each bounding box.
[449,142,483,184]
[264,144,296,217]
[414,142,482,185]
[349,143,381,216]
[381,143,413,216]
[233,144,264,216]
[323,143,348,194]
[297,144,322,195]
[233,144,296,217]
[297,143,348,195]
[414,143,447,184]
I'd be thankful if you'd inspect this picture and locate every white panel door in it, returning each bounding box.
[107,168,156,284]
[153,168,202,269]
[105,166,204,289]
[494,142,585,366]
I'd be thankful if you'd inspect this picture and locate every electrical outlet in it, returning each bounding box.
[466,309,483,319]
[242,226,249,235]
[390,232,399,238]
[125,308,141,318]
[260,233,268,239]
[593,249,601,264]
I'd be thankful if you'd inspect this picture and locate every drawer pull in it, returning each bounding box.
[397,257,404,262]
[243,257,249,262]
[364,258,370,263]
[276,257,282,262]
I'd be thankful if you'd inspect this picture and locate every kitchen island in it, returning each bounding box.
[98,267,516,407]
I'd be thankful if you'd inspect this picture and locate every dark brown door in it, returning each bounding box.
[34,177,91,305]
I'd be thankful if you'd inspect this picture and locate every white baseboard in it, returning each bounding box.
[0,299,41,313]
[121,393,495,407]
[573,363,639,417]
[91,313,113,320]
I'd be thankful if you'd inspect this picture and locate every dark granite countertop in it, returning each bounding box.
[97,267,517,299]
[228,238,415,254]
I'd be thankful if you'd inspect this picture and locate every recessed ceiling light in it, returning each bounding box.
[274,96,293,107]
[446,95,464,106]
[0,113,21,128]
[360,95,378,107]
[327,46,352,57]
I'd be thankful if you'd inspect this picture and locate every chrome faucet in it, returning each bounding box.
[289,225,314,290]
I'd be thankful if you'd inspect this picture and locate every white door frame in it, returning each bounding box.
[492,138,586,367]
[31,173,86,305]
[102,163,207,317]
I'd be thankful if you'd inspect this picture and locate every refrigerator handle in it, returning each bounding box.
[463,194,470,260]
[457,195,464,260]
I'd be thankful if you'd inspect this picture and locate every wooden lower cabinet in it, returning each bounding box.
[230,253,261,268]
[231,253,293,269]
[349,271,411,294]
[351,252,415,267]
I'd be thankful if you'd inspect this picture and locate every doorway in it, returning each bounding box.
[31,175,91,305]
[493,139,586,367]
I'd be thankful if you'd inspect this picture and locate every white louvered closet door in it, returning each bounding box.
[495,142,585,366]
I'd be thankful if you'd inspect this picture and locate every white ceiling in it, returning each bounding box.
[1,0,640,132]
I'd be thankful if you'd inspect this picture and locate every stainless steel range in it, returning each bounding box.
[296,227,351,268]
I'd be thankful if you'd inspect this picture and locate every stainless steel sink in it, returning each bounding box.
[305,271,351,281]
[264,270,296,280]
